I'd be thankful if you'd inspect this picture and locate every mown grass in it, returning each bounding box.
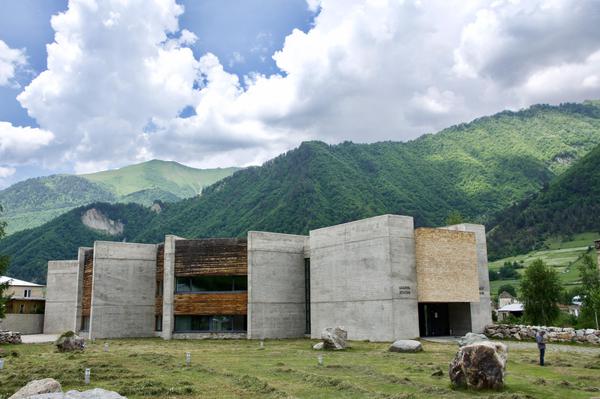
[1,339,600,399]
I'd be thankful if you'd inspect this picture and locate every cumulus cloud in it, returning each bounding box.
[0,166,16,178]
[0,40,26,87]
[6,0,600,176]
[0,121,54,163]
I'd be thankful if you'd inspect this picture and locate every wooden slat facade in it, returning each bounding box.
[174,238,248,277]
[174,293,247,315]
[156,244,164,315]
[81,249,94,317]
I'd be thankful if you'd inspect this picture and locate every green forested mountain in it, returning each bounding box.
[0,160,239,234]
[0,203,157,283]
[3,101,600,283]
[134,102,600,243]
[488,142,600,260]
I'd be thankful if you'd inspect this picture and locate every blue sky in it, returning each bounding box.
[0,0,599,188]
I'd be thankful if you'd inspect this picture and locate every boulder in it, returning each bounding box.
[312,342,324,350]
[449,341,508,390]
[389,340,422,353]
[55,331,85,353]
[22,389,126,399]
[321,327,347,350]
[8,378,62,399]
[458,332,489,347]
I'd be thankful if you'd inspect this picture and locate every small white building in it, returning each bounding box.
[497,302,524,321]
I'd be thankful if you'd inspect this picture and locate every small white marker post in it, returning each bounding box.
[317,355,324,366]
[259,340,264,349]
[84,368,91,385]
[0,358,4,370]
[185,352,191,367]
[103,343,109,352]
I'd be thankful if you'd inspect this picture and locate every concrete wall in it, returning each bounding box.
[309,215,420,342]
[415,228,479,303]
[89,241,157,339]
[161,235,182,340]
[44,260,79,334]
[247,231,308,339]
[0,314,44,334]
[443,224,493,333]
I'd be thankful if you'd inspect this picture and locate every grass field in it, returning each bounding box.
[1,339,600,399]
[488,232,600,298]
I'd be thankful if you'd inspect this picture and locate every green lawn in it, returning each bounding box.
[488,232,600,298]
[1,339,600,398]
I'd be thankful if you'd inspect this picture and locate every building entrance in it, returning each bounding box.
[418,303,450,337]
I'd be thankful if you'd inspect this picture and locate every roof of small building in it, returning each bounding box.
[498,303,524,312]
[498,291,514,299]
[0,275,44,287]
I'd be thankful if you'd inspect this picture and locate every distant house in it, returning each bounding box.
[497,302,524,321]
[0,276,46,334]
[498,291,516,308]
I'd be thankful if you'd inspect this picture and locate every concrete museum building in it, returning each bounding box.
[43,214,492,341]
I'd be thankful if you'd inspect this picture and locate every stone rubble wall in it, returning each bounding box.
[0,330,22,344]
[485,324,600,344]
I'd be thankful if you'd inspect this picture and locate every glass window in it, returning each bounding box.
[174,315,247,332]
[175,276,248,293]
[81,316,90,331]
[155,315,163,331]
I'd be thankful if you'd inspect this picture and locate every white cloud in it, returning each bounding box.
[0,40,26,87]
[0,121,54,163]
[0,166,16,178]
[6,0,600,178]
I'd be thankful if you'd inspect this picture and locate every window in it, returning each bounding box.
[156,281,163,297]
[304,258,311,335]
[174,315,247,333]
[18,304,25,314]
[81,316,90,332]
[175,276,247,293]
[155,315,163,331]
[24,289,32,298]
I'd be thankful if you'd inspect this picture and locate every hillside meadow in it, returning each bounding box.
[1,338,600,399]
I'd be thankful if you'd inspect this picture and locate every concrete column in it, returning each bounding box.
[44,260,79,334]
[161,235,180,340]
[444,223,492,333]
[247,231,308,339]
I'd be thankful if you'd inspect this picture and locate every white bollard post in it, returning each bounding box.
[185,352,191,367]
[260,340,264,349]
[0,358,4,370]
[317,355,323,366]
[103,343,109,352]
[84,368,91,385]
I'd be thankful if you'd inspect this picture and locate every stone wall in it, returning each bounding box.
[0,331,22,344]
[485,324,600,344]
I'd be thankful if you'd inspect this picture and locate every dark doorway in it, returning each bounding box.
[418,303,450,337]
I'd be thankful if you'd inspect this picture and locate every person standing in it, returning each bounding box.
[536,330,546,366]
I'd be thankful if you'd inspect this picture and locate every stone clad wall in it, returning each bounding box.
[415,228,479,303]
[485,324,600,344]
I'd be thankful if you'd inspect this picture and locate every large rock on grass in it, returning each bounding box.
[389,340,422,353]
[55,331,85,352]
[321,327,347,350]
[28,388,127,398]
[458,332,489,347]
[8,378,62,399]
[449,341,507,390]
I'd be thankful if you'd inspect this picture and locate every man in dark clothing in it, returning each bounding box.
[536,330,546,366]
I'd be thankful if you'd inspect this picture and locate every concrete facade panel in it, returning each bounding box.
[89,242,157,339]
[1,314,44,334]
[247,231,307,339]
[44,260,79,334]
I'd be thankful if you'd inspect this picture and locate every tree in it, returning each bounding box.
[498,262,520,279]
[0,205,10,319]
[497,284,517,298]
[579,255,600,329]
[445,210,464,225]
[520,259,562,326]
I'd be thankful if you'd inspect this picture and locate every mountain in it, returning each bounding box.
[133,101,600,243]
[0,160,239,234]
[0,203,157,283]
[487,142,600,260]
[3,101,600,283]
